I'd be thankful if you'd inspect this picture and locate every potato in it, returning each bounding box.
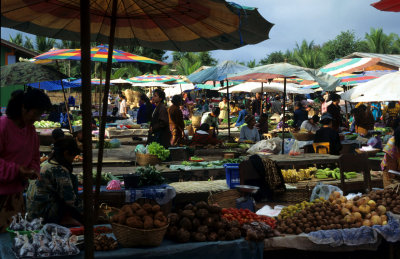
[154,211,165,221]
[177,228,191,243]
[181,210,195,219]
[152,204,161,213]
[179,217,192,230]
[168,213,180,225]
[154,219,167,228]
[131,203,141,211]
[143,215,154,229]
[126,216,143,228]
[142,203,153,213]
[136,208,147,217]
[193,232,206,242]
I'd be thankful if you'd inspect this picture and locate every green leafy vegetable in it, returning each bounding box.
[148,142,170,161]
[135,166,165,187]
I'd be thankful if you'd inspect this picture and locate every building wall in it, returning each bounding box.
[1,45,24,109]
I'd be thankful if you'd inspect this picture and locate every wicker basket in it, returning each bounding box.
[292,132,315,141]
[273,188,312,203]
[111,223,168,247]
[208,189,241,208]
[136,153,161,166]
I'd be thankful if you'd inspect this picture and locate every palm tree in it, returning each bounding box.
[9,33,23,46]
[364,28,397,53]
[246,59,257,68]
[56,40,80,49]
[35,36,56,53]
[23,36,34,50]
[175,53,202,75]
[291,40,326,68]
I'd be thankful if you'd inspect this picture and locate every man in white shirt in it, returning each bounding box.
[300,115,320,133]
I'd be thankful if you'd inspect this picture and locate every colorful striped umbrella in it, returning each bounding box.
[319,58,381,76]
[33,45,166,65]
[127,74,176,83]
[300,72,380,89]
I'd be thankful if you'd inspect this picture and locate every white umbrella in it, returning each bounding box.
[130,82,172,88]
[219,81,314,94]
[165,83,195,97]
[341,72,400,102]
[110,78,131,84]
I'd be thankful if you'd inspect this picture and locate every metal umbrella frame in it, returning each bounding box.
[2,1,274,257]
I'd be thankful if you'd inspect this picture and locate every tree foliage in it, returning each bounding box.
[321,30,367,62]
[364,28,399,54]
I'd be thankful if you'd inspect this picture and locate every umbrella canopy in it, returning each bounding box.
[319,58,381,76]
[110,78,132,84]
[1,1,273,52]
[27,79,82,91]
[300,72,380,89]
[70,78,113,85]
[188,60,248,83]
[0,62,68,87]
[228,63,341,91]
[165,84,196,97]
[128,74,177,83]
[131,82,173,88]
[371,0,400,12]
[195,80,239,89]
[33,45,166,65]
[340,71,400,102]
[220,81,314,94]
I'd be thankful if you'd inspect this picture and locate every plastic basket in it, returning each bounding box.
[224,163,240,189]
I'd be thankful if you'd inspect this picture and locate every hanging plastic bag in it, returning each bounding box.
[310,182,343,202]
[289,140,301,156]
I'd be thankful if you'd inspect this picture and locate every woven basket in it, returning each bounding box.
[111,223,168,247]
[292,132,315,141]
[208,189,241,208]
[273,188,312,203]
[136,153,161,166]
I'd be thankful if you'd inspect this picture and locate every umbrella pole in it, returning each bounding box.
[260,82,263,115]
[94,0,118,220]
[55,61,73,134]
[226,79,230,140]
[99,64,103,124]
[80,0,94,257]
[281,78,287,154]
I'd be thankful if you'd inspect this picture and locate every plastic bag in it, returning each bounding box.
[247,138,282,155]
[109,138,121,148]
[289,140,301,156]
[135,144,147,154]
[310,182,343,202]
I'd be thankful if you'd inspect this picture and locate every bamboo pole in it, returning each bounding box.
[94,0,118,220]
[226,80,230,140]
[281,77,287,154]
[55,61,73,134]
[80,0,94,257]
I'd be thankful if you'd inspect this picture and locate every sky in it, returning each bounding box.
[1,0,399,63]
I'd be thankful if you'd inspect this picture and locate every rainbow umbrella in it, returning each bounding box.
[34,45,166,65]
[127,74,176,83]
[319,58,381,76]
[300,72,379,89]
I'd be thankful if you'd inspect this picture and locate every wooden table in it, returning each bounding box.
[266,154,340,167]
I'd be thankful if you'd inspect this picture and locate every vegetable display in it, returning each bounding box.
[72,120,82,126]
[314,168,358,179]
[34,121,61,128]
[221,208,276,229]
[135,166,165,187]
[148,142,170,161]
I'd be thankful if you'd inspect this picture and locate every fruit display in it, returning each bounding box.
[111,202,168,229]
[34,121,61,128]
[276,192,388,234]
[241,222,280,241]
[281,167,316,183]
[166,201,242,243]
[221,208,276,229]
[94,234,118,251]
[314,168,358,180]
[365,188,400,214]
[147,142,170,161]
[277,199,324,221]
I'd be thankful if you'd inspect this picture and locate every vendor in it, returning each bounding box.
[119,94,127,118]
[235,104,248,127]
[148,89,171,148]
[191,123,221,146]
[168,95,185,146]
[72,126,83,151]
[0,89,52,232]
[381,127,400,185]
[230,102,239,116]
[383,101,400,128]
[239,115,260,143]
[314,113,342,155]
[60,106,73,129]
[27,138,83,226]
[137,94,153,124]
[354,104,375,136]
[327,93,342,131]
[201,107,220,136]
[293,102,308,129]
[300,115,320,133]
[256,113,269,135]
[218,96,229,123]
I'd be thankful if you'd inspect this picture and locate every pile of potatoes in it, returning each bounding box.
[111,202,168,229]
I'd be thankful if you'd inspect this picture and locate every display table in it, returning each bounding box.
[0,233,263,259]
[266,154,340,167]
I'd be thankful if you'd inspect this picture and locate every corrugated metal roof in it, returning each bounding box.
[343,52,400,69]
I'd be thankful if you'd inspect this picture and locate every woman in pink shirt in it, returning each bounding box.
[0,89,52,232]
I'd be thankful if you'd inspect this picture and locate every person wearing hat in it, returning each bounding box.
[239,115,260,143]
[314,113,342,155]
[327,93,342,131]
[300,115,320,133]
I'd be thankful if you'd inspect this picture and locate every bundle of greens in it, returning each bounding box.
[148,142,170,161]
[136,166,165,187]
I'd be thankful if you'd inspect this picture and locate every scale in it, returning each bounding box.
[235,185,260,212]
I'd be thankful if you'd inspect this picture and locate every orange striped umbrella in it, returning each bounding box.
[1,0,273,51]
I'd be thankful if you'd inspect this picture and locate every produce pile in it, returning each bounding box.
[34,121,61,128]
[166,202,278,243]
[111,202,168,229]
[72,120,82,126]
[315,168,358,180]
[135,142,170,161]
[180,157,244,168]
[135,166,165,187]
[94,234,118,251]
[281,167,316,183]
[365,188,400,214]
[276,192,388,234]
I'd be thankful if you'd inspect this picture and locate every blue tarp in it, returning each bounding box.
[27,79,81,91]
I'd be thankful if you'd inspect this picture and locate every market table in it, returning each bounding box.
[0,233,263,259]
[266,154,340,167]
